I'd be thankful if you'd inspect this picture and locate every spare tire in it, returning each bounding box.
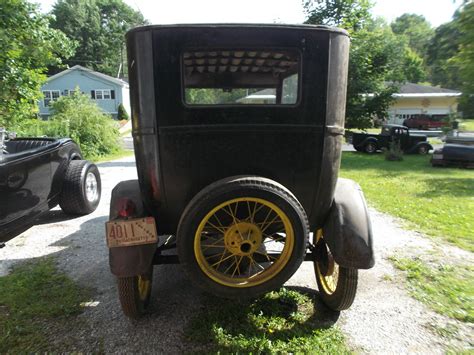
[177,176,309,299]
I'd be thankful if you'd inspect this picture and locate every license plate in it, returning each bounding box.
[433,154,443,160]
[105,217,158,248]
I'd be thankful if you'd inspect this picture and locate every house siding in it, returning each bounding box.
[39,69,128,118]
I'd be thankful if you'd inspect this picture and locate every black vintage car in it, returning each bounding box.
[0,130,101,246]
[106,24,374,318]
[351,124,433,154]
[431,144,474,168]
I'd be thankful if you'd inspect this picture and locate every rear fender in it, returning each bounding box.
[108,180,157,277]
[357,137,378,149]
[322,178,375,269]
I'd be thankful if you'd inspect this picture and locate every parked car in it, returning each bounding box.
[350,124,433,154]
[431,144,474,168]
[0,131,101,246]
[402,114,449,130]
[106,24,374,319]
[445,131,474,145]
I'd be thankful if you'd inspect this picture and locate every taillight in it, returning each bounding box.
[117,198,136,218]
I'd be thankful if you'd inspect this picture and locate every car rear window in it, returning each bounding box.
[182,49,300,106]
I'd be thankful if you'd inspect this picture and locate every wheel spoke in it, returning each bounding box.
[224,256,238,274]
[263,233,286,244]
[205,220,227,234]
[258,207,274,230]
[210,251,234,268]
[249,255,265,271]
[261,214,281,233]
[201,241,226,251]
[250,202,265,224]
[212,212,227,231]
[231,256,244,277]
[254,250,278,261]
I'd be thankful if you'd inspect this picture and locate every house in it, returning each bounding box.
[387,83,461,125]
[39,65,130,119]
[237,82,462,124]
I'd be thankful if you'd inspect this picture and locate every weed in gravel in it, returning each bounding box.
[0,257,91,352]
[185,287,349,353]
[390,256,474,322]
[426,322,460,339]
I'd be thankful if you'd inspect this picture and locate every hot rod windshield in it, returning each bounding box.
[182,49,300,106]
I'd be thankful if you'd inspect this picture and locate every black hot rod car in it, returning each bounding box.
[0,129,101,246]
[106,24,374,318]
[350,124,433,154]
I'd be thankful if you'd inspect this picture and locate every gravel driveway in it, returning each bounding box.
[0,155,471,353]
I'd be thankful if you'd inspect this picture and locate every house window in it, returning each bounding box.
[92,89,113,100]
[43,90,60,106]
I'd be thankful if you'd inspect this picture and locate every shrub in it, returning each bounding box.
[46,90,121,159]
[117,103,129,121]
[7,90,121,159]
[385,139,404,161]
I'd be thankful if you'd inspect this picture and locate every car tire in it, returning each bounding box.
[60,160,101,215]
[177,176,309,300]
[364,142,377,154]
[117,267,153,319]
[313,230,358,311]
[417,145,429,155]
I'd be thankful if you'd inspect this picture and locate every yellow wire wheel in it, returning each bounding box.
[178,177,308,299]
[313,229,358,311]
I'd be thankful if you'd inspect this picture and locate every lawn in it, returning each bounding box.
[0,258,91,352]
[390,256,473,323]
[185,288,349,353]
[339,152,474,252]
[459,119,474,131]
[91,148,134,163]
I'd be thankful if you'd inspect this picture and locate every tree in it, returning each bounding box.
[453,1,474,117]
[304,0,417,128]
[391,14,434,58]
[117,103,129,120]
[50,0,147,77]
[0,0,75,128]
[426,19,462,89]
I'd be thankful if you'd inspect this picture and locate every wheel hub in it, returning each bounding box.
[224,221,262,256]
[85,172,98,202]
[315,239,335,277]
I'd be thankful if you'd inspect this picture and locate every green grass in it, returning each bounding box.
[91,148,134,163]
[459,119,474,131]
[0,258,91,352]
[390,256,474,323]
[339,152,474,252]
[185,288,349,353]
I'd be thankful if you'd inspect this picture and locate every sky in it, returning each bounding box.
[36,0,463,27]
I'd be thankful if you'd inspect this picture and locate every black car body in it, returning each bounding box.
[107,24,374,318]
[431,144,474,168]
[0,137,101,245]
[351,124,433,154]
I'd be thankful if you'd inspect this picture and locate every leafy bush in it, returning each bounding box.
[48,90,121,158]
[11,90,120,159]
[117,103,129,121]
[385,139,404,161]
